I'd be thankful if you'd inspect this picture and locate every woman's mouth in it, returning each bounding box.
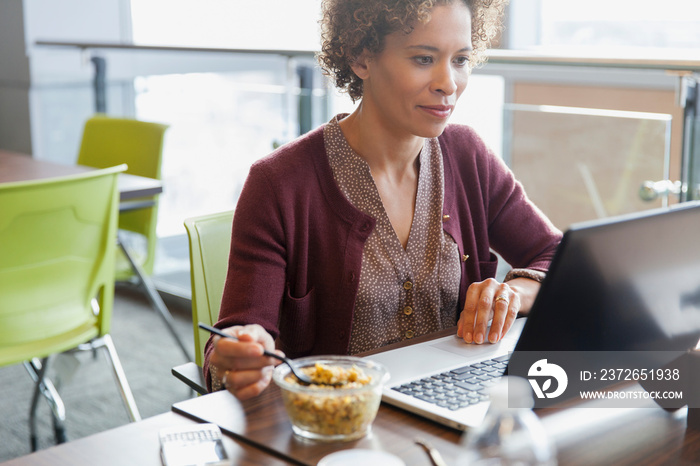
[418,105,453,119]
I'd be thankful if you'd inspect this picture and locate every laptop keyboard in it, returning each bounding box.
[391,354,511,411]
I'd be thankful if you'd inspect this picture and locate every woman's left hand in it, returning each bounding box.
[457,278,520,344]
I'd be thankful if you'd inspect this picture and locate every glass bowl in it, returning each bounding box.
[272,355,389,442]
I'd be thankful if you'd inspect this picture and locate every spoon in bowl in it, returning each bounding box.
[198,322,319,386]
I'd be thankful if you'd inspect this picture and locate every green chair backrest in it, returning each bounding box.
[0,165,126,367]
[184,211,234,367]
[77,115,169,278]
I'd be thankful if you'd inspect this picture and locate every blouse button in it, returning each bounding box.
[405,330,415,339]
[403,306,413,316]
[403,280,413,290]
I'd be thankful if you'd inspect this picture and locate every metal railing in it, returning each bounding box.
[482,49,700,203]
[35,41,700,203]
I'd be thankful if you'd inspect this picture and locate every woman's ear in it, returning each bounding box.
[350,50,371,80]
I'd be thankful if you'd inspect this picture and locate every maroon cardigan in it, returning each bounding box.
[203,123,562,389]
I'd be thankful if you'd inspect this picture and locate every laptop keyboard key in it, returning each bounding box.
[450,365,472,375]
[455,381,482,392]
[392,355,513,411]
[415,394,437,403]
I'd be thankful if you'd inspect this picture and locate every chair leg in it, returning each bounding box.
[27,359,43,452]
[24,358,67,451]
[99,334,142,422]
[52,413,68,444]
[117,233,193,362]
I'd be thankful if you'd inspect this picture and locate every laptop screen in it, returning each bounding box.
[515,200,700,354]
[507,201,700,407]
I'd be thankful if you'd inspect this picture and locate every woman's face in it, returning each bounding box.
[356,1,473,139]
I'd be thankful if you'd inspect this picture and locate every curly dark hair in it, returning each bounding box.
[317,0,508,102]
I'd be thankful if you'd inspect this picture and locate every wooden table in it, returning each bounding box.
[169,328,700,466]
[4,387,700,466]
[5,328,700,465]
[0,150,162,200]
[0,411,290,466]
[172,373,700,466]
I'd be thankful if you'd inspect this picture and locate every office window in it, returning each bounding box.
[129,0,328,236]
[130,0,322,50]
[128,1,338,293]
[128,0,504,239]
[509,0,700,55]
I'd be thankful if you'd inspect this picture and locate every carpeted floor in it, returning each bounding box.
[0,285,196,463]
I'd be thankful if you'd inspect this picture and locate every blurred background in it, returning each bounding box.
[1,0,698,303]
[2,0,700,461]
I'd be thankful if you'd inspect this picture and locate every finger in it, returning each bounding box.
[226,367,274,400]
[233,338,284,368]
[212,340,278,372]
[473,292,494,344]
[214,336,265,359]
[500,293,520,340]
[459,284,483,343]
[224,366,270,390]
[488,286,511,343]
[233,324,277,351]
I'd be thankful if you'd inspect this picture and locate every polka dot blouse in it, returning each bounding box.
[324,115,461,354]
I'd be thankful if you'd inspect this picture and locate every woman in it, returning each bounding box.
[205,0,562,400]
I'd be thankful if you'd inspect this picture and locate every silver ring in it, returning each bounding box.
[494,295,509,305]
[222,370,230,387]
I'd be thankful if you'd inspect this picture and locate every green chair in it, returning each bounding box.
[184,211,234,367]
[77,115,168,280]
[0,164,141,451]
[77,115,192,362]
[173,210,233,394]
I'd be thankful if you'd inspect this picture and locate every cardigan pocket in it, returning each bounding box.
[278,286,316,356]
[478,252,499,281]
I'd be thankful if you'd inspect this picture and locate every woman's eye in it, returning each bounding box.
[414,56,433,65]
[453,56,470,67]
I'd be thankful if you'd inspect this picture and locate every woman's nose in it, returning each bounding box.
[432,64,459,95]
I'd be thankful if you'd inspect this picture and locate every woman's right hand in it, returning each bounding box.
[209,324,282,400]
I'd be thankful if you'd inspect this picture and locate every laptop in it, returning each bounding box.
[366,201,700,430]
